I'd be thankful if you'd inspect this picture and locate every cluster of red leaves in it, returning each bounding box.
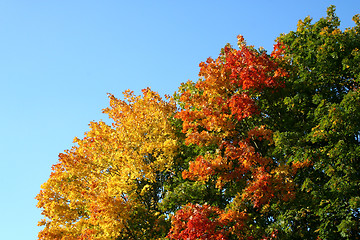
[172,37,293,239]
[182,126,273,187]
[176,36,290,201]
[176,35,287,148]
[168,204,248,240]
[225,35,286,90]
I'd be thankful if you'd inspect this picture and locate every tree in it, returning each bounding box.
[37,6,360,240]
[36,88,178,239]
[267,6,360,239]
[168,34,294,239]
[168,6,360,239]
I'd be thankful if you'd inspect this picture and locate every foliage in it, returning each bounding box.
[36,89,178,239]
[169,34,291,239]
[37,6,360,240]
[269,6,360,239]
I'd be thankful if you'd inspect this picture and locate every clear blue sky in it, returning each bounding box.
[0,1,358,239]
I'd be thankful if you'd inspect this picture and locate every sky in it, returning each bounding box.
[0,1,359,239]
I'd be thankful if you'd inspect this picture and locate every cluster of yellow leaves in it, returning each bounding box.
[36,88,177,239]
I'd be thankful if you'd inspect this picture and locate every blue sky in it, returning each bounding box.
[0,1,359,239]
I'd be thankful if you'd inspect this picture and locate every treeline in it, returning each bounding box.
[37,6,360,239]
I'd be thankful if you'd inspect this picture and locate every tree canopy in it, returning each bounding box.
[37,6,360,239]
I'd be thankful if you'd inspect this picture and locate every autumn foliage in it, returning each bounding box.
[170,35,294,240]
[36,89,178,239]
[37,6,360,240]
